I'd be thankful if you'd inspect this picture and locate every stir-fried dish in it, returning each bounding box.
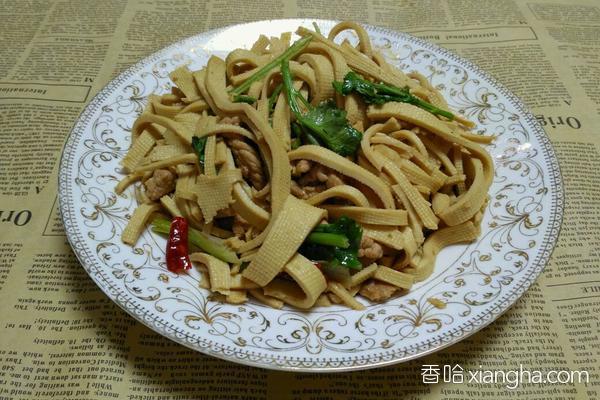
[116,21,494,310]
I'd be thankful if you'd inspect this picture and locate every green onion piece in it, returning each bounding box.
[267,82,283,113]
[306,232,350,248]
[312,22,322,35]
[232,94,257,104]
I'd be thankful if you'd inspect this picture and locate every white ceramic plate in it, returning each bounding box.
[59,19,563,372]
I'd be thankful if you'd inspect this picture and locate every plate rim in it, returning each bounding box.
[58,18,564,372]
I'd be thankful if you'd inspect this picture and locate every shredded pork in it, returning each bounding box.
[291,159,345,199]
[292,159,312,176]
[359,280,398,302]
[144,169,176,201]
[358,235,384,259]
[227,138,266,190]
[232,215,251,238]
[219,115,241,125]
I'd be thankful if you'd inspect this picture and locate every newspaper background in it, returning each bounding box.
[0,0,598,398]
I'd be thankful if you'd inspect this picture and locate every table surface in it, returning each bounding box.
[0,1,598,399]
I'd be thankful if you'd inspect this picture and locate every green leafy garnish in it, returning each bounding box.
[239,261,250,272]
[152,217,239,264]
[312,22,322,35]
[229,36,312,98]
[267,82,283,114]
[306,232,350,248]
[299,216,363,270]
[191,136,207,168]
[332,71,455,120]
[232,94,257,104]
[290,136,301,150]
[281,60,362,156]
[320,262,352,287]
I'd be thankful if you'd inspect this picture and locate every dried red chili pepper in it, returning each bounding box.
[166,217,192,272]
